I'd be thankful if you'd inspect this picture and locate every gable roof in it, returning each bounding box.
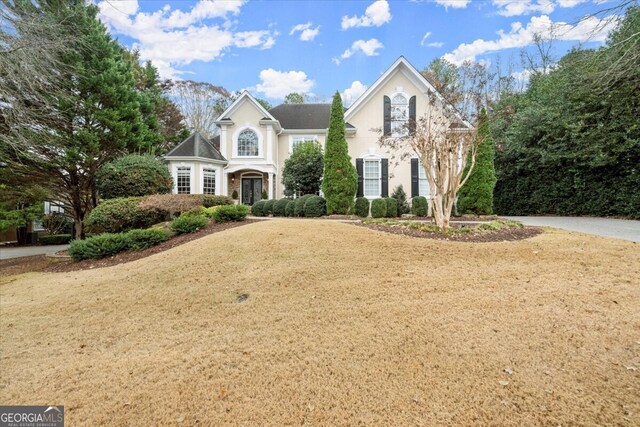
[215,90,277,122]
[344,56,472,129]
[165,131,227,162]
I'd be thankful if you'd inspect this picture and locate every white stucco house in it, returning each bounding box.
[164,56,469,205]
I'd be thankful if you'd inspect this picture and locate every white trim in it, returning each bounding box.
[164,156,227,164]
[361,153,383,199]
[390,90,410,138]
[280,129,327,134]
[232,125,263,159]
[220,125,228,159]
[215,90,277,122]
[288,134,318,154]
[171,162,195,194]
[224,163,277,174]
[199,163,223,195]
[266,124,273,163]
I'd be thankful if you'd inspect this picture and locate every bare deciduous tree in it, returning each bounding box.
[168,80,231,138]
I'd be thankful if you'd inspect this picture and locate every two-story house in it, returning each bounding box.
[164,56,468,205]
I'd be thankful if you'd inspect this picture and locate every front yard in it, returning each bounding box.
[1,220,638,425]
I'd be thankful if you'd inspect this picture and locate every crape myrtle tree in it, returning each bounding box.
[322,91,358,214]
[0,0,160,239]
[282,141,324,197]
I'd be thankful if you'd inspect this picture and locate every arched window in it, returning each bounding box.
[237,129,259,156]
[391,94,408,137]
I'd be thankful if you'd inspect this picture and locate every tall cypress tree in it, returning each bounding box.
[457,108,496,215]
[322,92,358,214]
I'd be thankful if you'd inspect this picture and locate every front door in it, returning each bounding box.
[242,177,263,205]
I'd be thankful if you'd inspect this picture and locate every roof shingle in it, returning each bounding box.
[165,132,226,162]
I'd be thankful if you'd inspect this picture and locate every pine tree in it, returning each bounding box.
[457,108,496,215]
[322,92,358,214]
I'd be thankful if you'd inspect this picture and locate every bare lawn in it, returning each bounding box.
[1,220,638,425]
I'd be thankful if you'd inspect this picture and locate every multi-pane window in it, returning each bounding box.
[363,159,381,197]
[391,94,408,137]
[176,167,191,194]
[203,168,216,194]
[290,135,317,153]
[418,161,430,197]
[237,129,259,156]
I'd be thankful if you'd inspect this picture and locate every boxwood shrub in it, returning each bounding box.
[251,200,266,217]
[371,198,387,218]
[263,199,275,216]
[39,234,73,245]
[294,194,313,217]
[303,196,326,217]
[202,195,233,207]
[385,197,398,218]
[212,205,249,222]
[412,196,428,217]
[68,233,130,261]
[124,228,170,250]
[170,214,208,234]
[85,197,166,233]
[285,199,296,217]
[354,197,370,218]
[273,199,289,217]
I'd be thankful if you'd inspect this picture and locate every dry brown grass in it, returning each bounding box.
[1,220,638,426]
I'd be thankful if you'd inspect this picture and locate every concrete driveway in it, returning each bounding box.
[0,244,69,260]
[504,216,640,242]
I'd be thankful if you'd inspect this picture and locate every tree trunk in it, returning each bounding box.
[73,217,84,240]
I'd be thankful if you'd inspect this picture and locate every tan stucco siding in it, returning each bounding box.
[223,101,270,161]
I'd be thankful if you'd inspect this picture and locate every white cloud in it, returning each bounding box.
[253,69,315,99]
[420,32,432,46]
[434,0,471,9]
[97,0,277,79]
[341,81,368,106]
[421,32,443,47]
[341,0,391,29]
[335,38,384,65]
[443,14,619,65]
[289,22,320,41]
[492,0,589,17]
[426,42,444,48]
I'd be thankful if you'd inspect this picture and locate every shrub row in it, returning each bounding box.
[170,214,208,234]
[39,234,73,245]
[170,204,249,234]
[68,228,170,261]
[251,195,326,218]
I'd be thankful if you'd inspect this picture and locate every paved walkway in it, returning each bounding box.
[0,245,69,260]
[503,216,640,242]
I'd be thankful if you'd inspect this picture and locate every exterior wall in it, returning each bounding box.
[223,101,269,162]
[346,69,435,199]
[168,160,224,195]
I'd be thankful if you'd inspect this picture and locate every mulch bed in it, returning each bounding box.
[358,222,543,242]
[0,220,258,276]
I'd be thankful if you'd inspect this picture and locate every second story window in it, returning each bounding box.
[391,94,408,137]
[237,129,259,156]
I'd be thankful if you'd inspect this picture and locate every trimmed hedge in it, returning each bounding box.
[294,194,313,217]
[251,200,266,217]
[39,234,73,245]
[170,214,208,234]
[354,197,370,218]
[371,198,387,218]
[263,199,275,216]
[273,199,290,217]
[412,196,428,217]
[385,197,398,218]
[96,154,173,199]
[212,205,249,222]
[68,233,130,261]
[303,196,326,217]
[285,200,296,217]
[138,194,231,216]
[85,197,166,233]
[125,228,170,250]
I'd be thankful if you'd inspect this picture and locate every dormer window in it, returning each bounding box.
[237,129,259,156]
[391,94,409,137]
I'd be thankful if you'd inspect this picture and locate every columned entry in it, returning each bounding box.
[241,177,263,205]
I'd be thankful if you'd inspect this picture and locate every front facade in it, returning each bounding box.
[165,56,466,204]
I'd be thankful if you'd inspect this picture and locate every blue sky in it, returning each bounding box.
[97,0,622,105]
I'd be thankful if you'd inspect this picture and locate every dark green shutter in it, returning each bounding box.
[381,159,388,197]
[411,158,419,198]
[383,96,391,136]
[409,96,416,134]
[356,158,363,197]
